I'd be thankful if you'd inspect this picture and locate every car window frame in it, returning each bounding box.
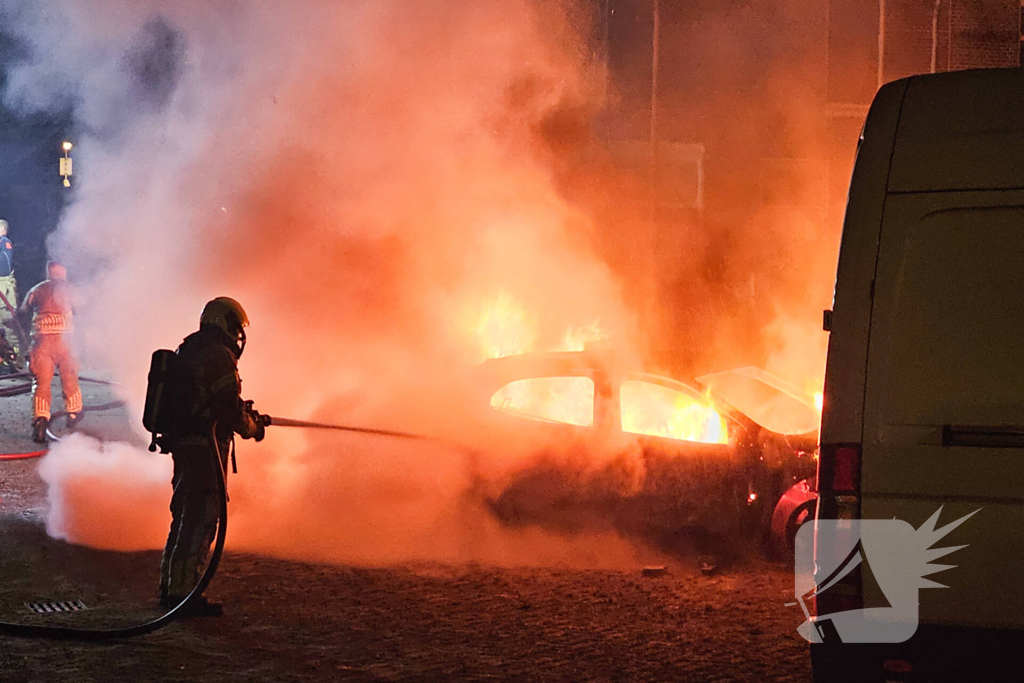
[618,372,743,442]
[488,372,600,428]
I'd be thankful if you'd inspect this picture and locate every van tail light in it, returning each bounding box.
[816,443,861,516]
[813,443,863,616]
[830,445,860,494]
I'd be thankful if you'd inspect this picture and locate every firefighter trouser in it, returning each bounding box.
[0,275,17,345]
[160,436,230,601]
[0,274,16,315]
[29,333,80,420]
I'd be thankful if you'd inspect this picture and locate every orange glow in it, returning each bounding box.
[467,291,608,361]
[490,376,594,427]
[468,290,538,362]
[802,378,824,415]
[620,381,728,445]
[559,321,605,352]
[471,294,729,444]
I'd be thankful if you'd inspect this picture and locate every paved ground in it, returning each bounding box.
[0,374,812,682]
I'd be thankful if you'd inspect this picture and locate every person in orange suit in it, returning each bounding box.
[20,261,80,443]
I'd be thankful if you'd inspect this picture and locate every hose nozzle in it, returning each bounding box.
[261,415,428,441]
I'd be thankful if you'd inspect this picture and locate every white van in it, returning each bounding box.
[814,68,1024,681]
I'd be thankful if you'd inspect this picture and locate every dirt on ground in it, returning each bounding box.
[0,373,812,682]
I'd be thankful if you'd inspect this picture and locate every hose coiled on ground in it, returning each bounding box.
[0,423,228,640]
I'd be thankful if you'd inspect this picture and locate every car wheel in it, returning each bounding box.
[785,499,816,552]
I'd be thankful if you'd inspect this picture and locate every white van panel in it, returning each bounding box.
[816,69,1024,674]
[863,192,1024,497]
[889,69,1024,193]
[862,190,1024,627]
[862,496,1024,628]
[867,201,1024,425]
[819,80,906,446]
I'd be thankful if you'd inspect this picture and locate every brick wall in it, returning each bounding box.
[880,0,1018,82]
[946,0,1019,69]
[884,0,942,81]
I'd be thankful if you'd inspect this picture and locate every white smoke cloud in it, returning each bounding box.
[38,433,171,550]
[4,0,836,566]
[4,0,651,566]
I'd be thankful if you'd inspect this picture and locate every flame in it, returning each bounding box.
[467,290,607,361]
[559,321,605,352]
[490,376,594,427]
[467,290,538,362]
[471,292,726,443]
[802,377,824,414]
[473,292,604,427]
[620,381,728,445]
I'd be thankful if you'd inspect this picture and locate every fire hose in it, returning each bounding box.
[0,372,126,456]
[0,416,436,640]
[0,422,228,640]
[0,450,47,461]
[261,415,435,440]
[0,443,46,460]
[0,374,125,451]
[0,372,120,399]
[44,402,134,444]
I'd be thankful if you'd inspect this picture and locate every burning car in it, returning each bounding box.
[474,351,819,560]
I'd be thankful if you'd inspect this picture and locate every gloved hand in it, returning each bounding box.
[252,413,266,442]
[244,400,265,442]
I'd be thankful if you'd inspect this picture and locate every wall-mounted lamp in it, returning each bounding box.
[59,141,73,188]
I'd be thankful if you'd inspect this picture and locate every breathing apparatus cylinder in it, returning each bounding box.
[142,349,180,453]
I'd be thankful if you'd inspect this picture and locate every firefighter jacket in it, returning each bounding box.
[175,325,261,445]
[21,278,73,335]
[0,236,14,278]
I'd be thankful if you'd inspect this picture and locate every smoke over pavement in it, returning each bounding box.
[2,0,831,566]
[38,434,171,551]
[2,0,653,566]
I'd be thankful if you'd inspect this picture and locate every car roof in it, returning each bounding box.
[477,350,637,385]
[478,352,820,436]
[696,367,820,436]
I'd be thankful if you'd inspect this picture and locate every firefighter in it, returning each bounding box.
[0,220,19,342]
[20,261,80,443]
[159,297,265,617]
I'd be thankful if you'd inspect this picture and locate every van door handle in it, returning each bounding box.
[942,425,1024,449]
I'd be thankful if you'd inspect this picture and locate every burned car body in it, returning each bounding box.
[474,351,818,558]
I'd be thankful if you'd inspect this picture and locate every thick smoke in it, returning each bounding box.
[6,0,650,566]
[4,0,834,565]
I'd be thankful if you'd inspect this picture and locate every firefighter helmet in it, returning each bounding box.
[200,297,249,357]
[46,261,67,280]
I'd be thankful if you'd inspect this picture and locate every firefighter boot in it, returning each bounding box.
[66,412,82,430]
[31,417,48,444]
[162,594,223,618]
[185,596,224,618]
